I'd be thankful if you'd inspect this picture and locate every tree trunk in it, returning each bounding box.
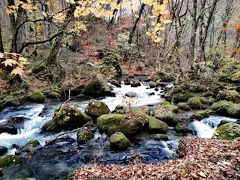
[46,5,75,65]
[0,25,4,53]
[9,0,28,53]
[189,0,198,71]
[108,0,122,27]
[128,3,145,44]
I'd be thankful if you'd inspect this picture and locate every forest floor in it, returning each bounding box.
[72,136,240,180]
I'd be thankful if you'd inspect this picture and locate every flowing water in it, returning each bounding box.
[0,83,237,179]
[190,116,237,138]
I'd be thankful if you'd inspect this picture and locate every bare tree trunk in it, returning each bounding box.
[109,0,122,27]
[128,3,145,44]
[189,0,198,70]
[231,29,240,58]
[0,23,4,53]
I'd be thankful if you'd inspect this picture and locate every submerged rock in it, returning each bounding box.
[125,92,138,97]
[0,155,21,168]
[150,134,168,141]
[77,129,94,144]
[130,81,141,87]
[0,124,18,135]
[109,79,121,87]
[85,99,110,119]
[148,81,157,88]
[22,139,40,149]
[212,122,240,140]
[109,132,130,150]
[42,103,92,132]
[0,146,8,156]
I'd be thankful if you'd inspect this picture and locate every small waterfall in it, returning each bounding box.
[190,116,237,138]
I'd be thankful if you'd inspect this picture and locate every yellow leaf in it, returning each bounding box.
[11,67,24,77]
[2,59,18,67]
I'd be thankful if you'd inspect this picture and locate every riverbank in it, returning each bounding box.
[71,136,240,180]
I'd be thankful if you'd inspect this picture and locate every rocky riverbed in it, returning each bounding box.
[0,78,239,180]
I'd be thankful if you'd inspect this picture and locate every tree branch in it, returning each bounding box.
[18,31,64,53]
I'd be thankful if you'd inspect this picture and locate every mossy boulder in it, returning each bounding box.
[22,139,40,149]
[83,79,115,97]
[150,134,168,141]
[154,106,177,126]
[164,104,178,113]
[211,100,240,117]
[118,112,149,135]
[0,146,8,156]
[193,109,215,120]
[150,71,174,82]
[85,99,110,119]
[175,123,189,134]
[42,103,92,132]
[177,103,191,111]
[0,155,21,168]
[212,122,240,140]
[28,91,46,103]
[217,90,240,103]
[159,101,171,106]
[109,132,130,150]
[97,114,127,135]
[230,71,240,83]
[187,97,203,109]
[148,81,157,88]
[112,105,130,114]
[77,129,94,144]
[172,92,193,103]
[148,117,168,134]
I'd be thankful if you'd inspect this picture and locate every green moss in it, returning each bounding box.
[97,114,126,134]
[118,112,147,135]
[148,117,168,134]
[85,99,110,119]
[211,100,240,118]
[22,139,40,149]
[159,101,171,105]
[150,134,168,141]
[172,92,193,103]
[42,103,92,132]
[193,109,215,120]
[77,129,94,144]
[177,103,191,111]
[109,132,130,150]
[217,90,240,103]
[0,155,21,168]
[230,71,240,83]
[187,97,203,109]
[212,122,240,140]
[155,106,177,126]
[28,91,46,103]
